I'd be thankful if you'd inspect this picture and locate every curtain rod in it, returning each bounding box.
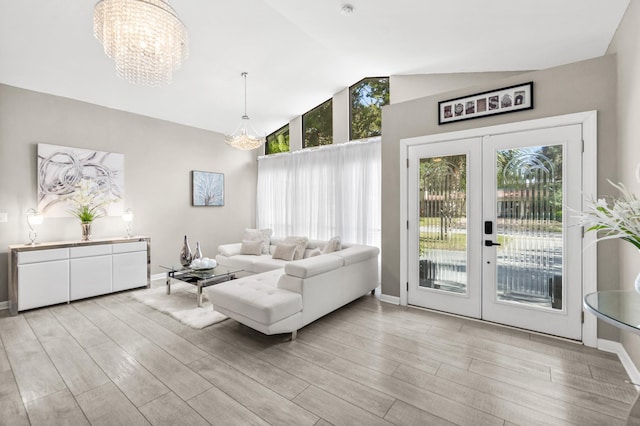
[257,136,380,161]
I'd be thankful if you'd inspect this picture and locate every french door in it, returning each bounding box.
[407,125,583,340]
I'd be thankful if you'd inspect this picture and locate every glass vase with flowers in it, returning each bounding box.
[66,179,113,241]
[579,180,640,291]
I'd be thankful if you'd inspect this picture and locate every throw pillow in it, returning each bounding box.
[240,239,264,256]
[323,236,341,254]
[307,248,322,258]
[284,236,309,260]
[272,243,297,261]
[243,228,272,254]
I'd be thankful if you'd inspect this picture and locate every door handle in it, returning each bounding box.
[484,240,501,247]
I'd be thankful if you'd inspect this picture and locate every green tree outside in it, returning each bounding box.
[266,124,290,154]
[303,99,333,147]
[350,77,389,140]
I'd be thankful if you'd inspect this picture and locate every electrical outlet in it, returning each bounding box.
[0,212,7,223]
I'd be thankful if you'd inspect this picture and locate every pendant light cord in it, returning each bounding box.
[242,72,249,119]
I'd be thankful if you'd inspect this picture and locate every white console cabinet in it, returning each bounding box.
[9,237,149,316]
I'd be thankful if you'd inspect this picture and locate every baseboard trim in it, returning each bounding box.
[379,294,400,305]
[598,339,640,390]
[0,301,8,311]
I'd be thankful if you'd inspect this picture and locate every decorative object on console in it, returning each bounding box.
[180,235,193,267]
[579,180,640,292]
[93,0,189,87]
[25,208,43,245]
[438,82,533,125]
[37,143,124,218]
[80,223,92,242]
[122,208,133,238]
[225,72,266,151]
[66,178,115,241]
[243,228,272,254]
[192,171,224,206]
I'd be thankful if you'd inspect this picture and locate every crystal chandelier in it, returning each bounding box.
[93,0,189,87]
[225,72,266,151]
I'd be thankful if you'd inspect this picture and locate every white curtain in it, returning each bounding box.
[257,138,381,248]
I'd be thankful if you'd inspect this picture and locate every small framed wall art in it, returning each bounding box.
[192,170,224,206]
[438,82,534,125]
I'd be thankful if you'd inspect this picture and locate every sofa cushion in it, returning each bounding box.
[254,257,289,273]
[216,254,265,273]
[322,236,341,254]
[305,248,322,258]
[218,243,241,257]
[272,243,297,261]
[240,239,263,256]
[243,228,272,254]
[284,255,343,279]
[284,236,309,260]
[209,270,302,325]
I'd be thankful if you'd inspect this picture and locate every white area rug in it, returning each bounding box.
[130,281,227,329]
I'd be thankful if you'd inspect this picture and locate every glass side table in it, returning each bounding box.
[584,291,640,424]
[160,264,242,307]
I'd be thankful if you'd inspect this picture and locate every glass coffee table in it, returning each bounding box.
[160,264,243,307]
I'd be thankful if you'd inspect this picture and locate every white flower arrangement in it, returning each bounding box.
[579,180,640,250]
[66,178,113,223]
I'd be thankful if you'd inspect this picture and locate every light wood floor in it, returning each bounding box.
[0,286,635,426]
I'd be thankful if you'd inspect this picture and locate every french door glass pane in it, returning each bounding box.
[496,145,563,310]
[419,154,468,294]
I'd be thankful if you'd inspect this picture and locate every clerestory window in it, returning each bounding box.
[349,77,389,140]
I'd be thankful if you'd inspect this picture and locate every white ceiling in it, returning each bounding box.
[0,0,630,136]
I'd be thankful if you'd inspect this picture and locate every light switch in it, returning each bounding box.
[0,212,7,223]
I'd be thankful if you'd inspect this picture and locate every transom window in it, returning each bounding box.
[265,124,290,154]
[350,77,389,141]
[303,98,333,148]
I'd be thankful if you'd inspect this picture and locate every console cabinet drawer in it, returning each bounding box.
[113,241,147,254]
[70,245,112,258]
[18,248,68,264]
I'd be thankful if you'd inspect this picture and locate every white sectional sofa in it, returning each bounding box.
[208,238,379,339]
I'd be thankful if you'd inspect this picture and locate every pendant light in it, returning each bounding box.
[225,72,265,150]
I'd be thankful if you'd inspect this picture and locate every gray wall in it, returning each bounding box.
[607,1,640,362]
[380,55,620,340]
[0,84,258,304]
[390,72,526,105]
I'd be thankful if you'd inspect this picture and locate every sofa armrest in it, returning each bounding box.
[331,245,379,265]
[284,255,343,279]
[218,243,242,257]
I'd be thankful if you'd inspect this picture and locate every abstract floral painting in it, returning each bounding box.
[37,143,125,217]
[192,171,224,206]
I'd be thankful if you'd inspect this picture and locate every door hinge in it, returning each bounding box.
[582,140,585,153]
[407,220,409,230]
[581,226,585,238]
[406,282,409,291]
[406,158,409,168]
[582,311,585,323]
